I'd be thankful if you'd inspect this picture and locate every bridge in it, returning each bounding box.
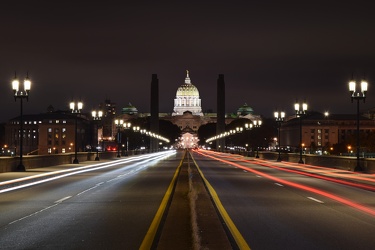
[1,149,375,249]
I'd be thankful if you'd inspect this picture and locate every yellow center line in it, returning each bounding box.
[189,151,251,250]
[140,150,186,249]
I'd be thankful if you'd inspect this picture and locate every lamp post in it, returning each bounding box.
[274,111,285,162]
[349,78,368,171]
[70,101,83,164]
[92,110,103,161]
[12,72,31,171]
[244,122,253,156]
[114,119,124,157]
[295,101,307,164]
[235,127,243,153]
[253,119,262,158]
[123,122,131,156]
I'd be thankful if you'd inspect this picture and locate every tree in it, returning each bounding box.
[198,123,216,146]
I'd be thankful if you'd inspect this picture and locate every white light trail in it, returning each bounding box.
[0,150,176,194]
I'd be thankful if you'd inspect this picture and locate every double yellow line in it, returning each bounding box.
[140,150,186,249]
[190,152,250,250]
[140,150,250,250]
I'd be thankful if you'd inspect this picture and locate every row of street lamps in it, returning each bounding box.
[114,119,170,158]
[11,73,169,170]
[10,73,369,171]
[206,119,262,155]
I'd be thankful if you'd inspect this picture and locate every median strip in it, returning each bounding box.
[140,150,186,249]
[190,152,251,250]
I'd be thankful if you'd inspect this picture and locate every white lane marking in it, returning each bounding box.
[243,170,247,172]
[274,183,283,187]
[77,182,102,196]
[307,197,324,204]
[9,203,59,225]
[54,196,72,203]
[256,175,262,178]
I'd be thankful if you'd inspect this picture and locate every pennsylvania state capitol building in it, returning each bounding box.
[120,70,260,149]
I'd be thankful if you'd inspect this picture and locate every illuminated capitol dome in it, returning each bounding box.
[172,70,203,116]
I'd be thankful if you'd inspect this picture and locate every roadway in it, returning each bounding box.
[1,149,375,249]
[0,151,180,249]
[192,150,375,250]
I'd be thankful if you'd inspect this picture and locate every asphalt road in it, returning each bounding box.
[192,150,375,250]
[0,151,181,249]
[2,149,375,250]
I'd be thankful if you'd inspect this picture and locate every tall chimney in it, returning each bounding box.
[150,74,159,152]
[217,74,225,151]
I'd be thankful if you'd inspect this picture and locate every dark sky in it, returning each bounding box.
[1,1,375,122]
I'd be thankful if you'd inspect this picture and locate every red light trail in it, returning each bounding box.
[195,150,375,217]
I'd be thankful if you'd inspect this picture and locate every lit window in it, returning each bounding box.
[48,128,52,132]
[56,120,59,123]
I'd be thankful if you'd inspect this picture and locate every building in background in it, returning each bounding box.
[4,106,91,155]
[280,112,375,154]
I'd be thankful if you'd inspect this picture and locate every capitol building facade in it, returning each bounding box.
[120,71,259,149]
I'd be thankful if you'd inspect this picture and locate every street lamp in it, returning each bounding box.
[295,100,307,164]
[274,111,285,162]
[123,122,131,156]
[70,101,83,164]
[253,119,262,158]
[92,110,103,161]
[349,77,368,171]
[244,122,253,156]
[114,119,124,157]
[12,72,31,171]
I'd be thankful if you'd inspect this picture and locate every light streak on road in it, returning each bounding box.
[195,150,375,218]
[199,150,375,192]
[0,150,176,194]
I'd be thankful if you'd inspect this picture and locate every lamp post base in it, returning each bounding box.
[95,156,100,161]
[16,164,26,172]
[298,159,304,164]
[277,157,282,162]
[73,158,79,164]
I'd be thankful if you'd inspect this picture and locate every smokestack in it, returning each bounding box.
[150,74,159,152]
[217,74,225,151]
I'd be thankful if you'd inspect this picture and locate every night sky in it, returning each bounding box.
[1,1,375,123]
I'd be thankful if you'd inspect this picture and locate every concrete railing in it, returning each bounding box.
[0,149,164,173]
[0,152,117,173]
[217,150,375,174]
[258,151,375,173]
